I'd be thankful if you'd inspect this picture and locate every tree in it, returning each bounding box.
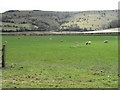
[84,28,87,31]
[68,24,80,31]
[109,20,120,28]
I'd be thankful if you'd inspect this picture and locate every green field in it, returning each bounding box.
[2,36,118,88]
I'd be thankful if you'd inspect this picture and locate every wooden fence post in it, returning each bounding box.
[2,45,6,68]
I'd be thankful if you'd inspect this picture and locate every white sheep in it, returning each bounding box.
[86,41,91,45]
[88,41,91,45]
[4,41,7,43]
[49,38,52,40]
[104,40,108,43]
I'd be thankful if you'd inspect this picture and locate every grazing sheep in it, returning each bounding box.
[86,41,91,45]
[86,41,89,45]
[4,41,7,43]
[18,37,21,39]
[49,38,52,40]
[60,40,64,42]
[104,40,108,43]
[88,41,91,45]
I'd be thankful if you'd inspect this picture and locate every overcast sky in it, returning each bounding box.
[0,0,119,13]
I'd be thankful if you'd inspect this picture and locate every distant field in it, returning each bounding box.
[2,36,118,88]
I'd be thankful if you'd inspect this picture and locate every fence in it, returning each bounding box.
[0,32,119,36]
[0,45,6,68]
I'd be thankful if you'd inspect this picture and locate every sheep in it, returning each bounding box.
[4,41,7,43]
[49,38,52,40]
[86,41,91,45]
[18,37,21,40]
[88,41,91,45]
[104,40,108,43]
[86,41,89,45]
[60,40,64,42]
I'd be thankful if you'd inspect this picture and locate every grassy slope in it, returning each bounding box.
[2,10,118,31]
[61,11,117,30]
[2,36,118,88]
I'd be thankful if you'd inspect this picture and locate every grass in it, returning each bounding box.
[2,36,118,88]
[61,14,117,30]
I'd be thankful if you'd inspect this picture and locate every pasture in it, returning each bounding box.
[2,36,118,88]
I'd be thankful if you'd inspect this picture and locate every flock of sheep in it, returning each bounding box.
[3,37,109,45]
[85,40,108,45]
[48,37,109,45]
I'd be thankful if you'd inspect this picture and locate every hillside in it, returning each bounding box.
[1,10,119,32]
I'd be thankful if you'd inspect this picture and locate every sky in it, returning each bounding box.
[0,0,119,13]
